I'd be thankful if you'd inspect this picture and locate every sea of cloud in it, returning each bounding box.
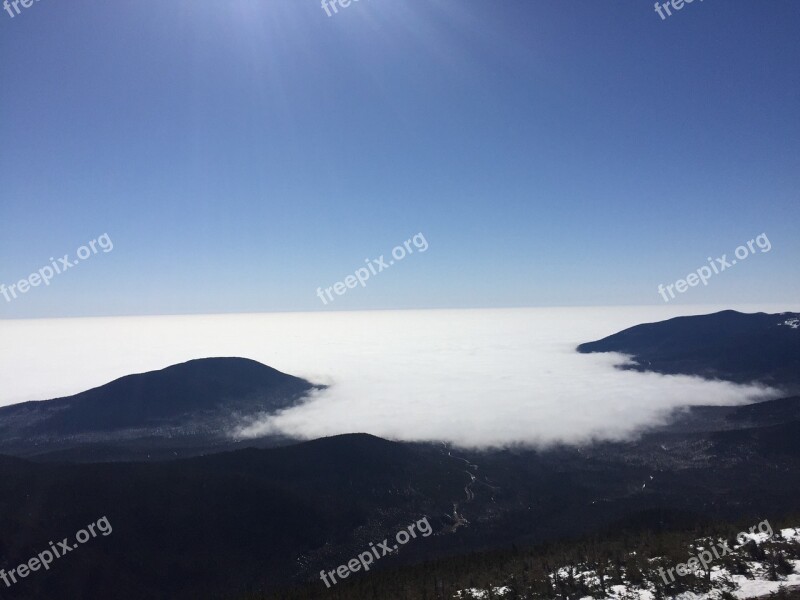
[0,304,793,448]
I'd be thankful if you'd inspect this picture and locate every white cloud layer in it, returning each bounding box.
[1,304,795,449]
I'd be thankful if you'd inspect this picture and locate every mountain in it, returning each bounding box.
[0,357,319,458]
[1,399,799,599]
[2,318,800,598]
[577,310,800,391]
[0,434,483,599]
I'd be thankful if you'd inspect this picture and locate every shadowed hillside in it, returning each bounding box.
[577,311,800,391]
[0,358,319,458]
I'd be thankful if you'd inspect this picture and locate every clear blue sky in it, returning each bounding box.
[1,0,798,318]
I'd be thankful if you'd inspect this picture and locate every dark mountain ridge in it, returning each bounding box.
[0,357,318,457]
[1,312,800,598]
[1,407,799,599]
[577,310,800,391]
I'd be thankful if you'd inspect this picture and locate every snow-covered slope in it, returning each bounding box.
[455,527,800,600]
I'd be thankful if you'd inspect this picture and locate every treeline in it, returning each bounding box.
[239,514,800,600]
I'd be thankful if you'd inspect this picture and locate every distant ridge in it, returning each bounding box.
[577,310,800,390]
[0,357,319,456]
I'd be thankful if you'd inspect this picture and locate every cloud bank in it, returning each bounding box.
[232,308,779,448]
[0,305,790,449]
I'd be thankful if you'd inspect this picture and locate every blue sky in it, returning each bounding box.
[1,0,798,318]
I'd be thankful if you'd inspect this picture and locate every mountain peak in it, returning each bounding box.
[0,357,318,448]
[577,310,800,390]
